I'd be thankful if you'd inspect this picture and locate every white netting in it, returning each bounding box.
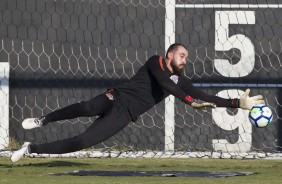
[0,0,281,158]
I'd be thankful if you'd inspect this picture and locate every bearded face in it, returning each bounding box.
[170,59,185,75]
[166,45,188,75]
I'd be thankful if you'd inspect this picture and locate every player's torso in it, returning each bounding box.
[115,56,172,119]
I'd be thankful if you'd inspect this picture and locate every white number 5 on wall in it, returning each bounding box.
[215,11,255,77]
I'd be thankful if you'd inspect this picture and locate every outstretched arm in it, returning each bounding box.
[179,77,264,110]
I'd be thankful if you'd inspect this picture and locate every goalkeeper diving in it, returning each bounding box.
[11,43,265,162]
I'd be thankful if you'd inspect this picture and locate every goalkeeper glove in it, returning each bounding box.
[239,89,265,110]
[191,100,216,112]
[185,95,216,112]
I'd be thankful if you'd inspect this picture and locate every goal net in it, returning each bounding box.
[0,0,281,159]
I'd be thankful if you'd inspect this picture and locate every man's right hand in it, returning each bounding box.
[191,100,216,112]
[239,89,265,110]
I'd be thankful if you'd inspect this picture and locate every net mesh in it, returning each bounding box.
[0,0,281,158]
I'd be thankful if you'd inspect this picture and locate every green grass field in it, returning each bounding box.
[0,157,282,184]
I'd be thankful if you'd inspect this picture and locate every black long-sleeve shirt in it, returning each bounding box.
[115,55,239,121]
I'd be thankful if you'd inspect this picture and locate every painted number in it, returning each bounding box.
[212,11,256,152]
[215,11,255,77]
[212,90,252,152]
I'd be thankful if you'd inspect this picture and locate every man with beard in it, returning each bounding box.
[11,43,264,162]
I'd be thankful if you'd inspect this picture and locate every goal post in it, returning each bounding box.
[165,0,176,151]
[0,62,9,150]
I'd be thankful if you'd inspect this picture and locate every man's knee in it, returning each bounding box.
[77,101,94,113]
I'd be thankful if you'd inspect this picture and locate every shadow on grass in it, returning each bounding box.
[1,161,91,168]
[23,160,92,167]
[0,164,13,168]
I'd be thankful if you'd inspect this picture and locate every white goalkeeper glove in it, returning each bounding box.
[191,100,216,112]
[239,89,265,110]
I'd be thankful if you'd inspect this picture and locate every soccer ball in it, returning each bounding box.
[249,104,273,128]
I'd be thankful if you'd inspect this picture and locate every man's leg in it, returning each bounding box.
[22,93,112,129]
[14,102,131,157]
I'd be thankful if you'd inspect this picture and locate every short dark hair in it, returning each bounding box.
[165,43,187,58]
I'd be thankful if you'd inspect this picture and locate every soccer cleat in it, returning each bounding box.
[22,117,44,130]
[11,142,31,162]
